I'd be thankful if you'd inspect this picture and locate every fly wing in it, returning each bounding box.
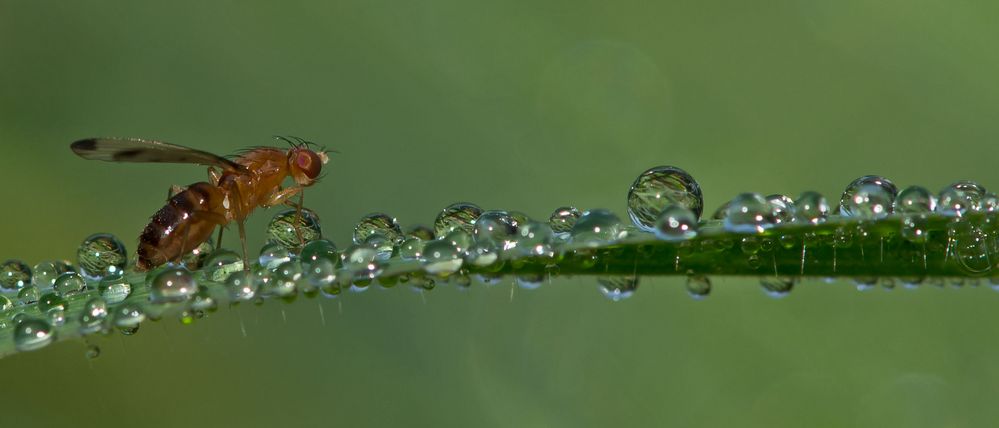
[71,137,247,172]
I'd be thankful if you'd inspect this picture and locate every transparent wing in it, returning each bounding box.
[71,137,247,171]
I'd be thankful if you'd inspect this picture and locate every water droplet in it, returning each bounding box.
[353,213,404,245]
[76,233,128,280]
[79,297,109,334]
[47,308,66,327]
[894,186,936,214]
[264,261,302,297]
[685,275,711,299]
[181,240,214,269]
[627,166,703,231]
[723,193,776,233]
[766,194,795,225]
[14,318,53,352]
[434,202,483,237]
[226,270,259,301]
[37,293,68,313]
[0,296,11,311]
[465,243,500,268]
[597,277,638,301]
[838,176,897,218]
[937,180,986,217]
[299,239,338,267]
[953,222,992,274]
[258,243,293,270]
[517,273,545,290]
[548,206,582,234]
[444,230,473,254]
[0,260,31,292]
[792,191,830,224]
[900,276,925,289]
[398,237,425,261]
[305,258,337,290]
[760,277,794,298]
[853,277,877,291]
[421,239,464,275]
[32,261,72,290]
[982,193,999,212]
[17,286,39,305]
[653,205,698,242]
[513,221,555,257]
[203,250,245,282]
[85,345,101,359]
[114,303,145,328]
[473,211,519,250]
[341,244,382,278]
[901,214,930,243]
[406,225,436,241]
[570,209,625,246]
[266,208,323,251]
[150,267,198,304]
[53,272,86,297]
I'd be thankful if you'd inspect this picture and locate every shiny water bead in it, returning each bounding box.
[685,275,711,300]
[17,286,39,305]
[444,230,473,254]
[464,243,500,268]
[37,293,67,313]
[853,277,878,291]
[258,243,293,270]
[341,244,379,272]
[203,250,244,282]
[937,181,987,217]
[548,206,582,233]
[226,270,259,301]
[299,239,338,268]
[473,211,519,250]
[901,214,930,243]
[654,205,698,242]
[516,273,545,290]
[14,318,53,352]
[838,175,897,217]
[766,194,795,225]
[398,237,425,261]
[47,309,66,327]
[570,209,626,246]
[353,213,403,245]
[150,267,198,304]
[76,233,128,280]
[839,184,893,220]
[627,166,703,231]
[265,261,302,297]
[894,186,936,214]
[434,202,483,237]
[0,260,32,292]
[760,277,794,298]
[514,221,556,257]
[53,272,86,297]
[114,303,146,328]
[305,258,337,290]
[190,288,217,311]
[792,191,829,224]
[32,261,64,289]
[953,222,992,274]
[0,296,11,311]
[364,233,395,261]
[982,193,999,212]
[79,298,109,334]
[597,277,638,301]
[182,240,214,269]
[723,193,776,234]
[266,208,323,251]
[421,239,464,275]
[406,225,436,241]
[10,312,29,324]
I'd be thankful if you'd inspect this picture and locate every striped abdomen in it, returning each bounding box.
[136,182,227,271]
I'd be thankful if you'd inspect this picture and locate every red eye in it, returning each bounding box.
[293,150,322,179]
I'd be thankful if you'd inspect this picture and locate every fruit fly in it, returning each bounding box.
[70,137,329,271]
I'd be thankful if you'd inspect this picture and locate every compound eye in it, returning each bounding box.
[296,150,322,179]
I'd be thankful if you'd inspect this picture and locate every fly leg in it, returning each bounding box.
[265,186,308,246]
[237,219,249,272]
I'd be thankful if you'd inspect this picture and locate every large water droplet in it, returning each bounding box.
[17,286,39,305]
[341,244,382,279]
[14,318,53,352]
[353,213,403,245]
[792,191,829,225]
[937,180,986,217]
[0,260,31,292]
[901,214,930,243]
[258,243,293,270]
[226,270,259,301]
[723,193,776,233]
[838,175,897,218]
[512,221,555,257]
[548,206,582,234]
[570,209,625,246]
[654,205,698,241]
[597,277,638,301]
[37,293,67,313]
[76,233,128,280]
[204,250,245,282]
[473,211,519,250]
[265,261,303,297]
[398,237,425,261]
[626,166,703,232]
[766,194,795,225]
[685,275,711,300]
[79,298,108,334]
[421,239,464,275]
[266,208,323,251]
[434,202,483,237]
[299,239,338,268]
[364,233,395,260]
[53,272,86,297]
[32,261,73,290]
[894,186,936,214]
[150,267,198,304]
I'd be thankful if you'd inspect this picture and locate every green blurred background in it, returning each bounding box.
[3,1,999,426]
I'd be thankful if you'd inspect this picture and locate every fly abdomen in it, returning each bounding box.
[136,182,226,271]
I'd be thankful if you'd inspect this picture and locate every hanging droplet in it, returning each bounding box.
[421,239,464,275]
[258,243,293,270]
[597,277,638,301]
[766,194,795,225]
[627,166,703,231]
[517,273,545,290]
[0,260,31,292]
[13,318,53,352]
[79,297,109,334]
[264,261,302,297]
[150,267,198,304]
[113,303,146,328]
[685,275,711,300]
[465,243,500,268]
[937,180,986,217]
[853,277,878,291]
[266,208,323,251]
[53,272,86,297]
[353,213,404,245]
[226,270,259,301]
[548,206,582,234]
[838,175,897,218]
[85,345,101,360]
[723,193,776,234]
[434,202,483,237]
[760,277,794,298]
[204,250,245,282]
[894,186,936,214]
[570,209,625,246]
[900,214,930,243]
[304,258,337,290]
[653,205,698,242]
[473,211,519,250]
[792,191,829,225]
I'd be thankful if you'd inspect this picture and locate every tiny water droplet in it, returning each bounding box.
[421,240,464,275]
[226,270,259,301]
[723,193,776,234]
[853,277,877,291]
[548,206,582,234]
[37,293,67,313]
[85,345,101,359]
[570,209,625,246]
[685,275,711,300]
[434,202,483,237]
[838,175,897,218]
[894,186,936,214]
[17,286,39,305]
[766,194,795,225]
[79,297,109,334]
[76,233,128,281]
[937,180,986,217]
[258,243,293,270]
[760,277,794,298]
[473,211,519,250]
[353,213,404,245]
[793,191,829,224]
[14,318,53,352]
[114,303,145,328]
[597,277,638,301]
[627,166,703,231]
[150,267,198,304]
[266,208,323,251]
[0,260,31,292]
[653,205,698,242]
[981,193,999,212]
